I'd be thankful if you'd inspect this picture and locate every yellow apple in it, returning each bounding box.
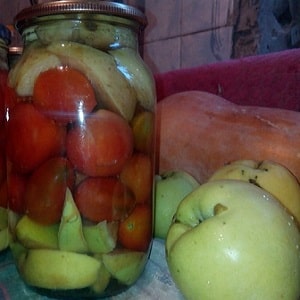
[208,159,300,225]
[166,180,300,300]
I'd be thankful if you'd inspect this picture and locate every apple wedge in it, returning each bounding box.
[8,42,61,96]
[0,207,8,250]
[102,249,147,285]
[109,47,156,111]
[58,188,88,253]
[36,19,136,50]
[19,249,101,290]
[47,42,137,121]
[16,215,59,249]
[83,221,118,254]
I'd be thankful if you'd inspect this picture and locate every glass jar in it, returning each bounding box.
[7,1,156,298]
[8,46,23,68]
[0,24,10,252]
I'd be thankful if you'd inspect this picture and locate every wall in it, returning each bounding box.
[0,0,299,74]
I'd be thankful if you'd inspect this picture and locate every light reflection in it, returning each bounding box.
[77,101,85,124]
[224,248,239,262]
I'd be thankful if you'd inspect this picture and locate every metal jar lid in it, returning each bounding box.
[15,0,147,32]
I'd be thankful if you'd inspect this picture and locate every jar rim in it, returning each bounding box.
[15,0,147,32]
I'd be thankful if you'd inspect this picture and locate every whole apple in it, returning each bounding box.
[154,171,199,239]
[166,179,300,300]
[208,159,300,226]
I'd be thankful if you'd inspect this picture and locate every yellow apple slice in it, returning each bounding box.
[19,249,101,289]
[102,249,147,285]
[91,258,111,294]
[16,215,59,249]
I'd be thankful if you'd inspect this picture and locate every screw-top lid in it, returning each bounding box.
[15,0,147,32]
[0,24,11,45]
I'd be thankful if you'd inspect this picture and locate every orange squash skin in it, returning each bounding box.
[156,91,300,183]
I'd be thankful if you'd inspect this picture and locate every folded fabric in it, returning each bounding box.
[155,49,300,111]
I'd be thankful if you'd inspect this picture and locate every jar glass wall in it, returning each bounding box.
[0,23,10,253]
[6,1,156,298]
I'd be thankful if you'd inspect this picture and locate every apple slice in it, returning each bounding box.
[102,249,147,285]
[19,249,101,289]
[58,188,88,253]
[91,257,111,294]
[109,47,156,111]
[0,207,8,250]
[8,42,61,96]
[83,221,118,254]
[36,20,136,50]
[15,215,59,249]
[47,42,137,121]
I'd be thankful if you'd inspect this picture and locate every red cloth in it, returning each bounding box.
[154,49,300,111]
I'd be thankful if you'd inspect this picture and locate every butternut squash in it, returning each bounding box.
[156,91,300,183]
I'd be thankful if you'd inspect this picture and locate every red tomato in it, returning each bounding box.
[66,109,133,176]
[25,157,75,225]
[120,153,153,204]
[7,173,27,214]
[33,66,97,124]
[74,177,135,223]
[6,102,66,174]
[118,204,152,252]
[0,70,8,122]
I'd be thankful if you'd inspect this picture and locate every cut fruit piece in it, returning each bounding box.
[10,241,28,264]
[47,42,137,121]
[36,19,136,50]
[0,227,8,251]
[58,188,88,253]
[91,257,111,294]
[8,42,61,96]
[0,207,7,230]
[102,249,148,285]
[15,215,59,249]
[83,221,118,254]
[19,249,101,290]
[109,47,155,111]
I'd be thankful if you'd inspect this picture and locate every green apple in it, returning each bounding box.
[154,171,199,239]
[166,179,300,300]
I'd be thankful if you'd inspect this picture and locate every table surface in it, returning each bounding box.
[0,238,184,300]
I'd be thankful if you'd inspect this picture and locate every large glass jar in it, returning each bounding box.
[0,24,10,252]
[7,1,156,298]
